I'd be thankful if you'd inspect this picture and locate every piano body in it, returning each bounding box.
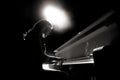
[42,10,119,71]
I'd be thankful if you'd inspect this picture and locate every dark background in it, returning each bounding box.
[3,0,120,80]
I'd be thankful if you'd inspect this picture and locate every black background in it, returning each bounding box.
[2,0,120,80]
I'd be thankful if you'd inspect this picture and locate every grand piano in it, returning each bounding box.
[42,10,119,72]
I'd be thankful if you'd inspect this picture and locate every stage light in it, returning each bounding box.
[41,4,72,33]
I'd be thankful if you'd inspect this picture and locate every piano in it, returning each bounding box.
[42,10,119,71]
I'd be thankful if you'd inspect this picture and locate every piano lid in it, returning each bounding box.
[53,10,118,60]
[54,10,114,53]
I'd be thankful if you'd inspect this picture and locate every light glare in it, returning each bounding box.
[42,63,60,71]
[93,46,104,52]
[42,4,71,32]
